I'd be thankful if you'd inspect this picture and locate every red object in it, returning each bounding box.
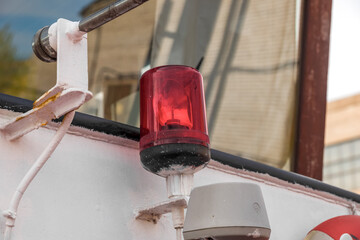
[308,215,360,239]
[140,65,209,151]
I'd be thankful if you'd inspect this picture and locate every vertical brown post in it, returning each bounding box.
[293,0,332,180]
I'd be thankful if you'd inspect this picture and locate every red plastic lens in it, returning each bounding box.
[140,65,209,151]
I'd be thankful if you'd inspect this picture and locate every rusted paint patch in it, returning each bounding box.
[15,115,26,122]
[33,86,63,108]
[33,92,61,110]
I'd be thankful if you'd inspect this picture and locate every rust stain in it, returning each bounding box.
[295,0,331,181]
[15,115,26,121]
[321,10,331,41]
[41,121,48,127]
[33,92,61,110]
[33,89,53,107]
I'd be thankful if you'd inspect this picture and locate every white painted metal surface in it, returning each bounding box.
[2,111,76,240]
[0,109,359,240]
[0,18,94,240]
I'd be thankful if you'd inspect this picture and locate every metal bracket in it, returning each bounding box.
[135,197,188,224]
[0,19,92,141]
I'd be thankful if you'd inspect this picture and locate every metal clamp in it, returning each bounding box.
[32,0,148,62]
[1,19,92,140]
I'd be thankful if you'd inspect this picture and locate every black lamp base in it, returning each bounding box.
[140,143,210,177]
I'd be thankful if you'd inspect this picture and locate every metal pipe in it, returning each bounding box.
[79,0,148,32]
[293,0,332,180]
[32,0,149,62]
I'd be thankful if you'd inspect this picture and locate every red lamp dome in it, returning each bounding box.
[139,65,210,177]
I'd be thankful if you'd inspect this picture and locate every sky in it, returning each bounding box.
[0,0,359,102]
[0,0,93,59]
[327,0,360,102]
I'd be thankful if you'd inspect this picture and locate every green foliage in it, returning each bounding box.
[0,25,32,97]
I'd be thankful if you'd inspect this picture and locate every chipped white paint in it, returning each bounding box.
[135,197,187,223]
[0,87,91,141]
[247,228,261,238]
[0,107,359,239]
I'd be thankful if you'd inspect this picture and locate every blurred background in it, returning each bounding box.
[0,0,359,192]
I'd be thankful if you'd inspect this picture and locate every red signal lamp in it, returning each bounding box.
[139,65,210,177]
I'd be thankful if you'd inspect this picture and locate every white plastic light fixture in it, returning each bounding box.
[183,182,271,240]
